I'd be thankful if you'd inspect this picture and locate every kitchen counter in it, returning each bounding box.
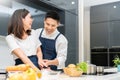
[38,72,120,80]
[4,68,120,80]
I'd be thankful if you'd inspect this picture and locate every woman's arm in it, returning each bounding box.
[12,48,38,70]
[36,47,47,68]
[6,35,39,70]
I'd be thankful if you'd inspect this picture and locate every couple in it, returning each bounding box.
[6,9,68,71]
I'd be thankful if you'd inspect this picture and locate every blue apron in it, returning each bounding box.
[15,55,39,68]
[39,29,61,70]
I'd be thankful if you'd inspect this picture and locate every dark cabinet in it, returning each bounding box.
[90,5,109,23]
[91,53,108,66]
[108,3,120,21]
[109,21,120,48]
[90,2,120,23]
[90,22,109,49]
[91,48,109,66]
[91,21,120,49]
[90,1,120,67]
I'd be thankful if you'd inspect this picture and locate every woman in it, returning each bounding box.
[6,9,46,70]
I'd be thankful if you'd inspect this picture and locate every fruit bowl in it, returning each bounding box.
[63,64,83,77]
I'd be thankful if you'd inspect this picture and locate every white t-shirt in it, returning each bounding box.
[6,29,41,60]
[35,28,68,69]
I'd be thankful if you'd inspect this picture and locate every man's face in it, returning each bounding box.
[44,18,59,34]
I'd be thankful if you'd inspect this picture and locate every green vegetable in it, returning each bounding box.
[113,56,120,67]
[76,62,88,73]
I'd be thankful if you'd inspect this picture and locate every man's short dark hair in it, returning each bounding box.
[45,11,60,22]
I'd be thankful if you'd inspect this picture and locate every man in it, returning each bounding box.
[36,11,68,70]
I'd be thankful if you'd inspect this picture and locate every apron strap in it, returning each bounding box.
[55,33,61,40]
[40,28,44,37]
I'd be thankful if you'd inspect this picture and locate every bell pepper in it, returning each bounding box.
[25,68,36,80]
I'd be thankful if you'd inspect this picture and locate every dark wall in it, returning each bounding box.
[0,12,10,35]
[0,0,11,36]
[65,11,78,65]
[32,14,45,29]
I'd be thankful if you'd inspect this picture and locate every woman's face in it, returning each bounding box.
[22,13,33,31]
[44,18,59,34]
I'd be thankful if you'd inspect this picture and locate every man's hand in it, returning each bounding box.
[43,59,52,66]
[38,59,47,69]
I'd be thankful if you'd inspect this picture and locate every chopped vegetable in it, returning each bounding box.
[76,62,88,73]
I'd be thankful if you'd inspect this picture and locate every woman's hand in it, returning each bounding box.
[38,59,47,69]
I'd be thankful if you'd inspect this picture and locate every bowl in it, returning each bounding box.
[63,67,83,77]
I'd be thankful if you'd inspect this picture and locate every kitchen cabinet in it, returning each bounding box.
[91,48,109,66]
[91,21,120,49]
[108,3,120,21]
[90,1,120,67]
[90,1,120,23]
[90,5,109,23]
[91,53,108,66]
[90,22,109,49]
[109,21,120,48]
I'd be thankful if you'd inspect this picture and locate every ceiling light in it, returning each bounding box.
[113,6,117,8]
[71,1,75,5]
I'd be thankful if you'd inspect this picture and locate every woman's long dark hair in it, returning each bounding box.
[8,9,31,39]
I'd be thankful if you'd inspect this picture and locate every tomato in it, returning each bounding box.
[25,68,36,80]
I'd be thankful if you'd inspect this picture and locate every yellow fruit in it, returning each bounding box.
[68,64,76,68]
[9,73,22,80]
[6,64,30,72]
[22,72,30,80]
[25,68,36,80]
[34,68,42,78]
[36,71,42,78]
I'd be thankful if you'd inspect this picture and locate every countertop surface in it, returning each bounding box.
[4,68,120,80]
[38,71,120,80]
[4,72,120,80]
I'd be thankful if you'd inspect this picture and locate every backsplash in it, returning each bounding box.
[0,36,14,69]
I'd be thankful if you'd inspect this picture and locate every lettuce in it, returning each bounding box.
[76,62,88,73]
